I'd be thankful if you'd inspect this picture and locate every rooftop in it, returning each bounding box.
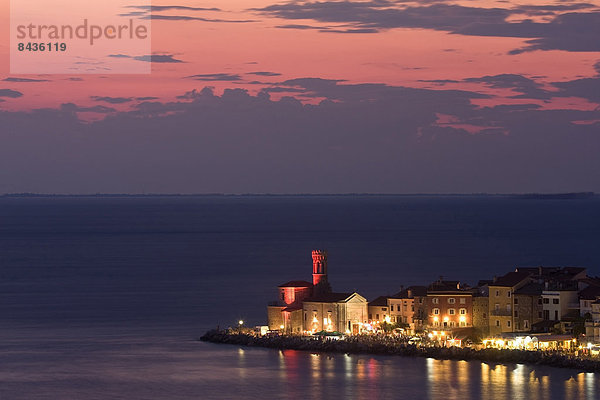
[304,292,354,303]
[368,296,389,306]
[278,280,313,288]
[393,285,428,298]
[491,271,532,287]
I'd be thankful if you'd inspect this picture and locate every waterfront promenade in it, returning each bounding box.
[201,330,600,373]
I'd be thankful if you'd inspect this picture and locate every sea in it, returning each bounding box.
[1,195,599,399]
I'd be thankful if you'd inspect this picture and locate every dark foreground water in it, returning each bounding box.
[1,195,600,399]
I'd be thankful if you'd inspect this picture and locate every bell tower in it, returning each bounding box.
[312,250,329,294]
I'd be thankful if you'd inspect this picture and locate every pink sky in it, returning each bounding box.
[1,0,599,112]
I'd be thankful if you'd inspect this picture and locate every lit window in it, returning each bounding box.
[449,308,455,315]
[433,308,440,315]
[460,308,466,315]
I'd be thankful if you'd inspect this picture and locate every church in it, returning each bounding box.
[267,250,368,334]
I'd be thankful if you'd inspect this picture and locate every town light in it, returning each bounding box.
[384,315,391,324]
[443,316,449,322]
[280,324,284,330]
[238,320,244,326]
[459,316,466,323]
[433,317,439,322]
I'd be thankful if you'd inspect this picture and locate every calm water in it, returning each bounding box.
[1,196,600,399]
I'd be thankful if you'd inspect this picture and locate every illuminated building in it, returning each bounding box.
[427,279,472,330]
[488,271,532,335]
[267,250,367,334]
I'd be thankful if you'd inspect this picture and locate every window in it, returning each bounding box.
[280,292,285,301]
[382,307,387,311]
[506,305,511,312]
[390,305,394,311]
[376,314,379,320]
[496,320,500,327]
[507,291,511,298]
[507,320,511,328]
[419,298,423,304]
[304,313,307,321]
[369,314,372,320]
[524,320,529,329]
[514,298,519,305]
[543,298,549,304]
[483,313,487,319]
[538,311,543,319]
[553,299,559,305]
[449,308,455,315]
[554,310,559,320]
[432,298,439,304]
[411,305,414,312]
[460,298,466,304]
[538,298,542,305]
[514,310,518,318]
[433,308,440,315]
[449,321,455,327]
[460,308,466,315]
[495,290,500,297]
[495,303,500,311]
[403,316,407,323]
[448,298,455,304]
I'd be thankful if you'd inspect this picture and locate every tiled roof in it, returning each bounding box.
[514,283,543,295]
[368,296,389,306]
[427,281,467,293]
[393,285,428,298]
[490,271,532,287]
[304,292,353,303]
[278,280,313,288]
[580,285,600,300]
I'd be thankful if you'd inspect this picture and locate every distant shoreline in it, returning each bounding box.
[200,330,600,373]
[1,192,596,199]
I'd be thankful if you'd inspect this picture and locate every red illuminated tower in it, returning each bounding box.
[312,250,331,295]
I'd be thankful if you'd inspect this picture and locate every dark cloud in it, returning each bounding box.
[257,1,600,53]
[128,5,221,12]
[1,79,599,194]
[185,73,243,81]
[134,55,184,63]
[247,71,282,76]
[109,54,184,63]
[91,96,134,104]
[136,96,159,101]
[3,77,50,83]
[0,89,24,98]
[464,74,553,100]
[60,103,116,113]
[143,15,255,22]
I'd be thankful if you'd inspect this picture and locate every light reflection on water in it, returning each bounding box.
[0,325,599,400]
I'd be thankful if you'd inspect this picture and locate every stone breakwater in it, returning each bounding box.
[200,330,600,372]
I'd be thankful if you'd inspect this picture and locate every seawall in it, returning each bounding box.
[200,330,600,372]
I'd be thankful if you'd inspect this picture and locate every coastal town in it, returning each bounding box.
[261,250,600,355]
